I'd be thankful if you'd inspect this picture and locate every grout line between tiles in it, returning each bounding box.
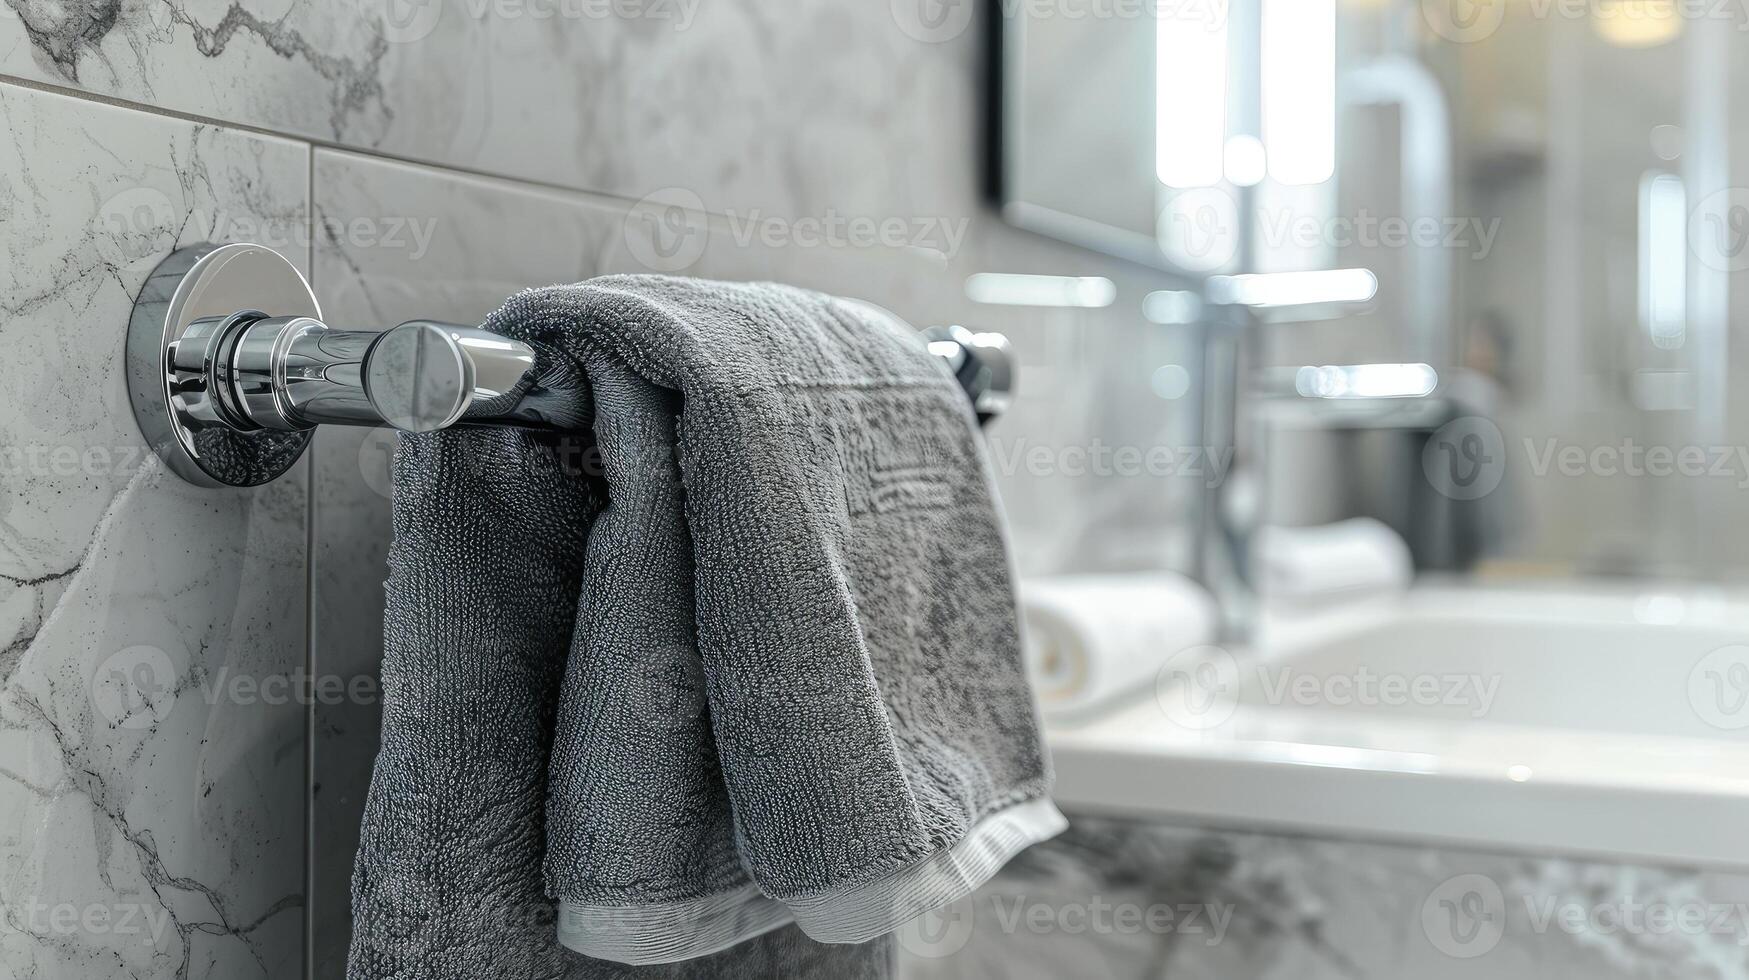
[303,146,319,980]
[0,71,1010,268]
[0,70,979,247]
[0,70,653,210]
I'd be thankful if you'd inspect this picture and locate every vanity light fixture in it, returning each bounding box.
[1207,268,1378,308]
[1156,2,1230,188]
[1294,363,1438,400]
[965,273,1116,309]
[1261,0,1336,185]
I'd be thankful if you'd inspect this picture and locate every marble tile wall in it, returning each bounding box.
[0,84,307,978]
[0,0,979,216]
[2,2,1208,979]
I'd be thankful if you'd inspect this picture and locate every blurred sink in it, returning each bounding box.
[1048,581,1749,870]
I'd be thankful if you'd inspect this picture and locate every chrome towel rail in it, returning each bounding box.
[127,243,1015,488]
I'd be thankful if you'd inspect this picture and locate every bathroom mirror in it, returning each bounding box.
[998,5,1164,269]
[999,0,1346,282]
[1000,0,1333,277]
[1003,0,1749,578]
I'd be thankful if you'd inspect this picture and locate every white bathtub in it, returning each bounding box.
[1047,582,1749,870]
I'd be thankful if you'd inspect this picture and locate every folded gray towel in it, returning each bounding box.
[347,276,1064,979]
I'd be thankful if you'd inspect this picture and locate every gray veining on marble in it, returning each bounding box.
[1,0,391,141]
[898,813,1749,980]
[0,82,307,979]
[0,0,981,218]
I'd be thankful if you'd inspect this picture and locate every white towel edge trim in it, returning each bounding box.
[786,796,1068,943]
[554,796,1066,964]
[556,885,795,965]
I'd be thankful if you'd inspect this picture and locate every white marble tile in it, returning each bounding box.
[0,0,980,217]
[899,814,1749,980]
[0,0,390,144]
[0,82,307,979]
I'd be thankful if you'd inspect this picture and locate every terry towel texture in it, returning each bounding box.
[348,276,1064,980]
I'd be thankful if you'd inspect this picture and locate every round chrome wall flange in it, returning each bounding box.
[126,243,321,487]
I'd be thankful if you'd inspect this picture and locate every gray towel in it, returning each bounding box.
[347,276,1064,979]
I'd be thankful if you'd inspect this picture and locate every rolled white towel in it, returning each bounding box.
[1253,517,1413,601]
[1021,573,1218,716]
